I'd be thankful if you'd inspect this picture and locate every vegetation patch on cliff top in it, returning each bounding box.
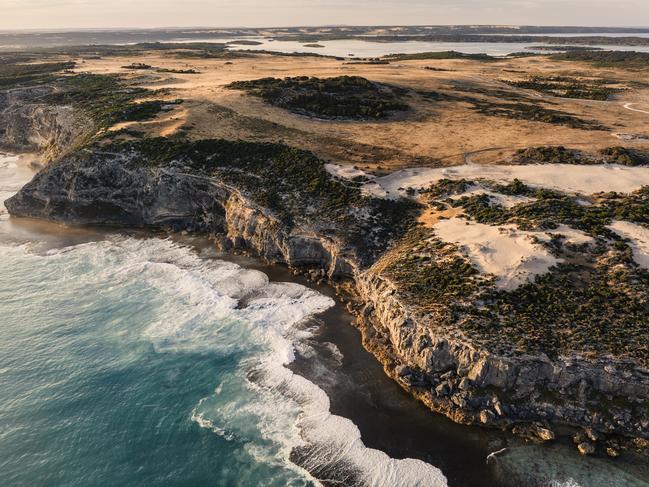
[429,177,649,237]
[44,74,177,130]
[418,88,604,130]
[513,146,649,167]
[384,51,497,62]
[98,137,419,265]
[374,172,649,363]
[381,218,649,364]
[0,61,76,89]
[470,100,605,130]
[551,50,649,69]
[502,76,623,101]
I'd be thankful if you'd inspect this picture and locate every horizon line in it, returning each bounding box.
[2,23,649,34]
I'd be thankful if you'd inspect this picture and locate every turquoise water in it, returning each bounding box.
[0,237,330,486]
[0,236,447,487]
[2,154,649,487]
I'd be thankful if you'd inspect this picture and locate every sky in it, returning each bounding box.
[0,0,648,30]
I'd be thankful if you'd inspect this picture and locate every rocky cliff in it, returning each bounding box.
[5,132,648,454]
[4,143,360,277]
[0,86,92,160]
[354,272,649,443]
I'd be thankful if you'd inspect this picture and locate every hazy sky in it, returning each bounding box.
[1,0,648,30]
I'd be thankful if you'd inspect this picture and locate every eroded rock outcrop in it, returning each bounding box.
[0,87,92,160]
[5,144,360,278]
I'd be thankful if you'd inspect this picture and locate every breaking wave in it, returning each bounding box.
[4,236,446,486]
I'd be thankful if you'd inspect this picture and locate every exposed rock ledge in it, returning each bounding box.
[0,87,92,161]
[6,145,648,449]
[354,273,649,440]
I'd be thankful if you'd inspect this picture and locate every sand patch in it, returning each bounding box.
[433,218,593,290]
[363,163,649,198]
[108,105,188,137]
[607,221,649,269]
[417,206,465,228]
[325,163,370,180]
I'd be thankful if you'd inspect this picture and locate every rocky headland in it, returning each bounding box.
[3,60,649,461]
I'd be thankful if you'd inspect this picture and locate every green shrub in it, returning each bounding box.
[227,76,409,119]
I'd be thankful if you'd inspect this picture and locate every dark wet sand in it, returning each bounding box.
[210,248,508,487]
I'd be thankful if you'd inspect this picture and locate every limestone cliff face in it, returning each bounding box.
[0,87,91,160]
[7,147,649,442]
[222,191,352,275]
[354,272,649,440]
[5,151,357,277]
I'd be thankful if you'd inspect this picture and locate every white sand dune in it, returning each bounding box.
[325,163,369,180]
[608,221,649,269]
[359,163,649,198]
[434,219,592,290]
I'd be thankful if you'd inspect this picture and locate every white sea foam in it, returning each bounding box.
[550,480,583,487]
[252,360,448,486]
[488,443,648,486]
[0,153,25,220]
[30,236,447,486]
[190,396,236,442]
[322,342,344,367]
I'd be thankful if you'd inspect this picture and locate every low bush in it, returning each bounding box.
[227,75,409,119]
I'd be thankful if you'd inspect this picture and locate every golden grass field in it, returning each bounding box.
[73,51,649,171]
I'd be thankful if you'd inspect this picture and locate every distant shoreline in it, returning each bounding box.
[2,25,649,50]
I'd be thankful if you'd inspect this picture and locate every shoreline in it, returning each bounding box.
[3,153,648,485]
[214,246,511,486]
[6,143,649,451]
[0,155,447,485]
[178,235,649,487]
[3,43,649,482]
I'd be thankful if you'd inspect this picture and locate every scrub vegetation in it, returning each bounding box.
[0,60,75,89]
[94,137,419,264]
[227,76,410,119]
[502,76,621,101]
[551,50,649,69]
[44,74,177,129]
[383,178,649,363]
[514,146,649,166]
